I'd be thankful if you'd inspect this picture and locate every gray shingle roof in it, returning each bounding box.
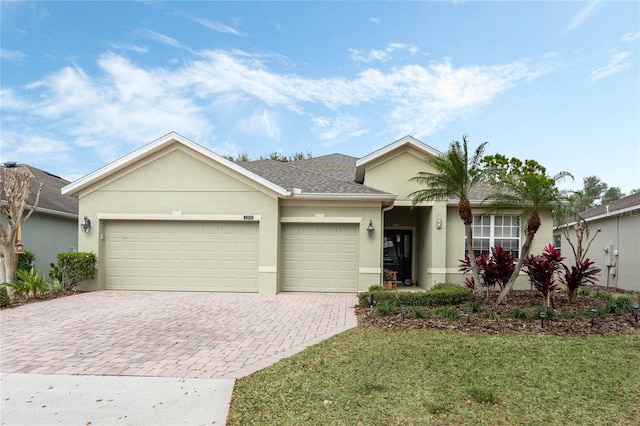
[580,192,640,219]
[241,156,391,195]
[0,164,78,216]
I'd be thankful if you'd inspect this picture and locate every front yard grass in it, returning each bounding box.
[228,327,640,425]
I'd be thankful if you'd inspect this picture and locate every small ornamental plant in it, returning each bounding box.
[523,244,564,308]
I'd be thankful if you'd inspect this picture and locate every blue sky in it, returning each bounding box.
[1,1,639,194]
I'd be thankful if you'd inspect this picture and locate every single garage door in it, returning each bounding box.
[104,221,259,292]
[282,223,358,292]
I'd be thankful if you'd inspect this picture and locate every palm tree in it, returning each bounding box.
[408,134,488,295]
[488,171,573,304]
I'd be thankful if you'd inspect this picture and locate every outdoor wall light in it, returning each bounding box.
[590,308,599,328]
[80,216,91,233]
[539,307,547,328]
[632,305,639,325]
[400,304,408,320]
[367,220,375,237]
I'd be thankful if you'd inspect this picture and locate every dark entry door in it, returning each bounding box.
[383,229,412,285]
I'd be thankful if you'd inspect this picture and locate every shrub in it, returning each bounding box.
[17,251,36,272]
[0,285,12,308]
[605,297,633,315]
[407,306,429,319]
[368,284,384,292]
[431,282,461,291]
[48,262,63,282]
[358,285,471,308]
[57,252,97,291]
[523,244,564,308]
[460,246,515,295]
[593,291,614,302]
[13,267,49,299]
[560,258,601,302]
[508,307,533,320]
[435,307,459,321]
[375,301,394,317]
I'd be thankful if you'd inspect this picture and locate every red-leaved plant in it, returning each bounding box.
[523,244,564,308]
[460,246,515,299]
[560,258,601,302]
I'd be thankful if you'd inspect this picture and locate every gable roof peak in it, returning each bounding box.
[355,135,442,183]
[61,132,289,197]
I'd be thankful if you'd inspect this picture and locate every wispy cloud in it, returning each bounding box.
[1,48,544,164]
[349,43,419,63]
[144,29,181,47]
[0,49,27,62]
[311,114,369,146]
[190,16,246,36]
[591,50,632,83]
[370,17,380,24]
[621,32,640,42]
[564,0,599,34]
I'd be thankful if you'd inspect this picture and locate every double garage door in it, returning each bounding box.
[104,221,259,292]
[104,221,359,292]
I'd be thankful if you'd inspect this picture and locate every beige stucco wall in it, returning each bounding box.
[77,145,281,293]
[362,148,437,200]
[280,201,384,292]
[558,211,639,293]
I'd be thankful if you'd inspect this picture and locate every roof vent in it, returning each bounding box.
[3,162,17,168]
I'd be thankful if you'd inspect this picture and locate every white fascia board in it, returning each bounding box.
[355,135,442,168]
[561,203,640,227]
[290,193,397,204]
[61,132,289,197]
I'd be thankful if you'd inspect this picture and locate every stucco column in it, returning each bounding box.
[427,201,448,287]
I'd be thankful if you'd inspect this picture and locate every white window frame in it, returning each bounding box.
[467,215,521,259]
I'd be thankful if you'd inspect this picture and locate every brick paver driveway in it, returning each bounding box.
[0,291,358,379]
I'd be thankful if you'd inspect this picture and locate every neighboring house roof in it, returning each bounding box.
[579,192,640,221]
[1,163,78,217]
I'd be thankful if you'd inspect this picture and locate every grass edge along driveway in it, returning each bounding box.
[228,327,640,425]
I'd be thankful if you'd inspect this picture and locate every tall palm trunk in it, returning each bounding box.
[459,197,483,298]
[495,213,540,305]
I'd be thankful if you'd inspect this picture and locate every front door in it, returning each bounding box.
[383,229,413,285]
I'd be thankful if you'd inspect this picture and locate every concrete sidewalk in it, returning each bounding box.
[1,373,234,425]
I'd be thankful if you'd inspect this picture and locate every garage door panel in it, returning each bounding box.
[104,221,259,292]
[282,223,358,292]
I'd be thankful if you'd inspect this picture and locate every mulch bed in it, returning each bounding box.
[356,287,640,337]
[1,290,85,310]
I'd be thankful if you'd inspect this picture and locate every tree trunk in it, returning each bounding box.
[459,197,483,298]
[1,244,17,284]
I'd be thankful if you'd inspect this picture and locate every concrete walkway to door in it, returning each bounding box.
[1,291,358,425]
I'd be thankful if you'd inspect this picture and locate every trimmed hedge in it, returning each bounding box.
[358,283,471,308]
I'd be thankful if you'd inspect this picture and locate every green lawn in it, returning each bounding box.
[228,327,640,425]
